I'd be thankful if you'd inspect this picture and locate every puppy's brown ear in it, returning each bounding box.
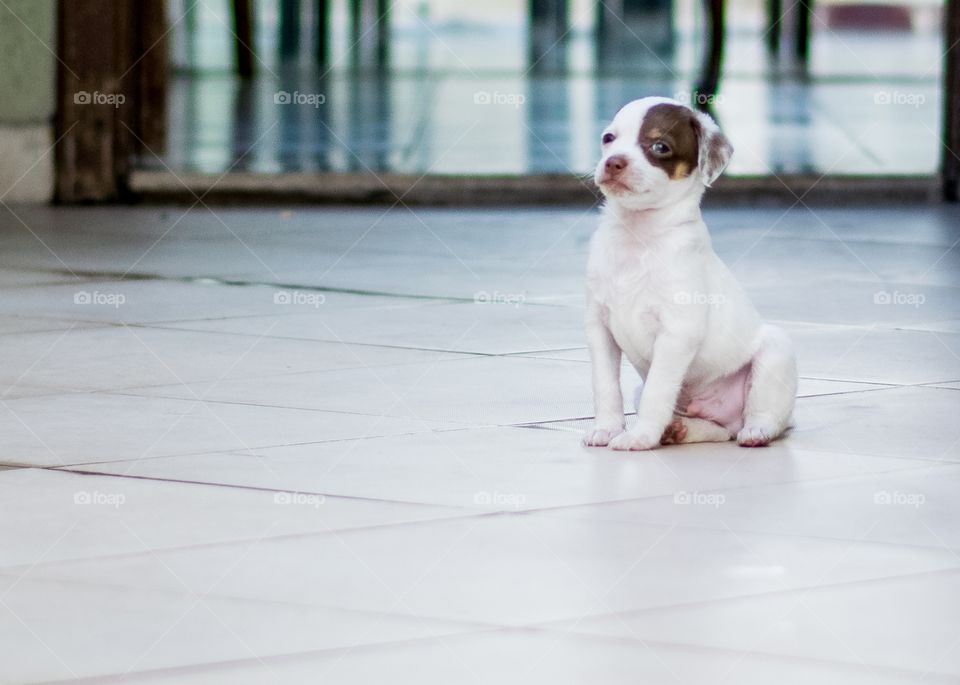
[693,110,733,187]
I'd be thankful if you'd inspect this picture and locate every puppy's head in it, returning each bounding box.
[594,97,733,210]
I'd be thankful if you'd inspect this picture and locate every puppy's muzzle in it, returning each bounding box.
[604,155,628,176]
[599,154,630,187]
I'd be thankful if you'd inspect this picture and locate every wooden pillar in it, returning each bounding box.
[944,0,960,201]
[134,0,168,152]
[55,0,167,202]
[56,1,130,201]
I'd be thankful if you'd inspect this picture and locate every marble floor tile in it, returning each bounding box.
[88,629,960,685]
[0,468,467,568]
[0,392,460,468]
[61,427,923,512]
[0,325,465,397]
[14,513,959,628]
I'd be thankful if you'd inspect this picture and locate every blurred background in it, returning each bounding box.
[157,0,946,177]
[0,0,955,202]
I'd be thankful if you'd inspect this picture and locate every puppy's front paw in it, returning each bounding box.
[737,424,774,447]
[608,427,661,451]
[582,423,625,447]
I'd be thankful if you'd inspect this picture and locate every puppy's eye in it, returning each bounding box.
[650,141,671,157]
[601,133,616,145]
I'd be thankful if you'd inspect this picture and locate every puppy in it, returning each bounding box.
[583,97,797,451]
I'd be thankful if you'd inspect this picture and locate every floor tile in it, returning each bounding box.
[0,267,83,289]
[62,427,924,512]
[0,278,429,325]
[89,629,960,685]
[548,386,960,464]
[263,255,587,301]
[0,314,97,336]
[0,325,465,397]
[795,378,894,397]
[785,325,960,385]
[790,386,960,461]
[152,301,587,355]
[724,234,960,290]
[0,468,466,569]
[905,320,960,334]
[15,514,959,627]
[543,462,960,550]
[554,570,960,678]
[0,392,459,468]
[122,356,622,425]
[761,206,960,248]
[747,279,960,327]
[0,576,478,684]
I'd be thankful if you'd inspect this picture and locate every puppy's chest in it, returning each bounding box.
[587,259,667,358]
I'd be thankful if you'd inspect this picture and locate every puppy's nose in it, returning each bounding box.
[604,155,628,175]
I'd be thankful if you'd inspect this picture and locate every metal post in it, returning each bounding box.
[944,0,959,201]
[316,0,330,67]
[280,0,300,62]
[232,0,254,78]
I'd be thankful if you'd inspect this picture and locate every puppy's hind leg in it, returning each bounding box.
[661,415,733,445]
[738,324,798,447]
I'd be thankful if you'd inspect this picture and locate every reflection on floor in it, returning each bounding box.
[149,23,944,177]
[0,201,958,682]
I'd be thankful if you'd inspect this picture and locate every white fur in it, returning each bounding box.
[583,97,797,451]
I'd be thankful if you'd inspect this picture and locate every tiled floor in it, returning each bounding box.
[0,201,959,683]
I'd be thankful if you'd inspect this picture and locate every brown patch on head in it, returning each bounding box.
[638,104,699,179]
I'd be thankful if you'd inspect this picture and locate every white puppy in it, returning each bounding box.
[583,97,797,451]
